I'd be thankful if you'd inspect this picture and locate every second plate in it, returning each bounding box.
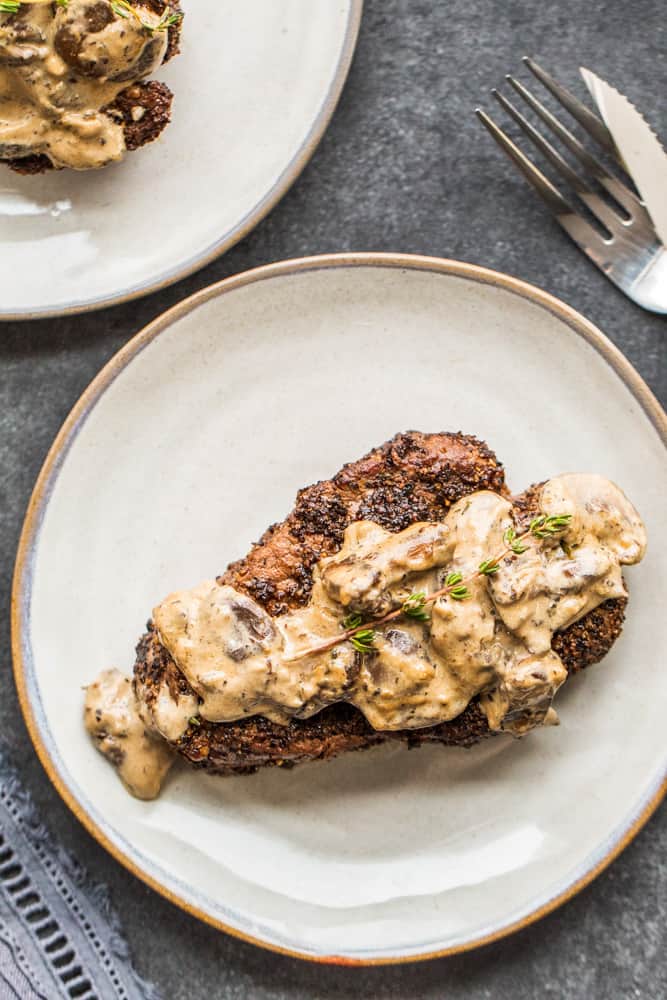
[0,1,361,319]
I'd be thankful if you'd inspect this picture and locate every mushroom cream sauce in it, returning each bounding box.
[85,475,646,798]
[0,0,169,169]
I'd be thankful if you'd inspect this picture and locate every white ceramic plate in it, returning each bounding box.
[0,2,361,320]
[13,255,667,963]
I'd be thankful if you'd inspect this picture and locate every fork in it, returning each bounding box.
[476,58,667,314]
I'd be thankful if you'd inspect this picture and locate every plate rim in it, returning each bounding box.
[1,1,363,322]
[11,252,667,964]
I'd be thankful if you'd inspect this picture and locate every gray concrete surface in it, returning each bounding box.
[1,1,665,997]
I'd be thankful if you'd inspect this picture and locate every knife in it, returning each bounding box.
[581,67,667,247]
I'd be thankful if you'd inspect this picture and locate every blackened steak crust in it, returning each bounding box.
[3,1,183,175]
[221,431,508,617]
[133,431,627,775]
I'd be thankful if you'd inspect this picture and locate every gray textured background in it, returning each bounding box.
[1,1,666,997]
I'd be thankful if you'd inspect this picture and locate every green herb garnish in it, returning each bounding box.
[402,591,431,621]
[288,511,572,661]
[111,0,182,33]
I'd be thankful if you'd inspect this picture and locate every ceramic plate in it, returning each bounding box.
[0,2,361,320]
[13,255,667,963]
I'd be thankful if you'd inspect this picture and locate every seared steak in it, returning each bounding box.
[133,431,627,775]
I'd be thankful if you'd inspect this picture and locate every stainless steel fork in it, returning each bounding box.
[477,58,667,314]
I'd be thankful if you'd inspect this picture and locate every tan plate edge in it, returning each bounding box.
[2,2,363,321]
[11,252,667,964]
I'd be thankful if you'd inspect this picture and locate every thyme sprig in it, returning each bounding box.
[287,512,572,662]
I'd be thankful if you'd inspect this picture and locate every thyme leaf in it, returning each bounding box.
[530,513,573,538]
[349,628,376,654]
[402,591,431,621]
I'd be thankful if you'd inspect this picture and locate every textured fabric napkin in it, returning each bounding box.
[0,747,161,1000]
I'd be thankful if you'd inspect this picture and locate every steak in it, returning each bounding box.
[2,1,183,175]
[133,431,627,775]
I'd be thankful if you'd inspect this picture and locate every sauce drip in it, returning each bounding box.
[0,1,168,169]
[84,669,174,799]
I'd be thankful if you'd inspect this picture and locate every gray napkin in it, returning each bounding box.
[0,747,161,1000]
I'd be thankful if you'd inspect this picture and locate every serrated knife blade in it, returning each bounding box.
[581,67,667,247]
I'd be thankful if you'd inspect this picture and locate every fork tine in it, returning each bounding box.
[491,89,622,235]
[505,75,646,219]
[475,108,571,214]
[523,57,618,157]
[475,108,607,256]
[507,75,611,176]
